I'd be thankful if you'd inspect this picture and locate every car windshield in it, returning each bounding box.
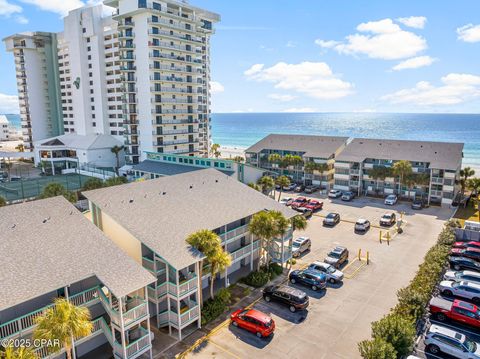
[382,214,392,219]
[464,338,477,352]
[328,251,341,258]
[327,265,335,273]
[326,213,336,219]
[292,242,301,248]
[264,319,273,328]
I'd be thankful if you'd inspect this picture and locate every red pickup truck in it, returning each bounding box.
[429,296,480,328]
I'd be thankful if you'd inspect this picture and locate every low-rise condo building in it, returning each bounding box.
[333,138,464,205]
[245,134,349,187]
[83,168,296,339]
[0,197,156,359]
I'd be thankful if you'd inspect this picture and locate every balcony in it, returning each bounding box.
[152,109,195,115]
[168,276,198,298]
[96,290,148,328]
[220,224,249,243]
[147,283,168,302]
[147,28,203,44]
[169,304,200,328]
[142,256,166,275]
[155,139,198,146]
[151,86,193,94]
[431,177,444,184]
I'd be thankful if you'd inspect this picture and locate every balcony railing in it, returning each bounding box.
[220,224,249,243]
[169,304,199,328]
[168,276,198,297]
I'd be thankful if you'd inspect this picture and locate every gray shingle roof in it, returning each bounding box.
[245,134,349,159]
[0,197,155,311]
[335,138,464,170]
[133,160,234,177]
[83,168,297,269]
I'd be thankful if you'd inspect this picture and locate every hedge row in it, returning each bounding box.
[241,263,284,288]
[201,288,231,326]
[358,220,460,359]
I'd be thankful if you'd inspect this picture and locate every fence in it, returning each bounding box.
[0,173,90,202]
[455,227,480,242]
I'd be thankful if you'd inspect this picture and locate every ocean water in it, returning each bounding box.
[211,113,480,169]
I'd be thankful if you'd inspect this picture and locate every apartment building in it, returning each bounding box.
[83,168,296,339]
[106,0,220,163]
[3,32,64,150]
[333,138,464,206]
[245,134,349,188]
[0,197,156,359]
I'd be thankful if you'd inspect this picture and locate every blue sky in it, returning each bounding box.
[0,0,479,114]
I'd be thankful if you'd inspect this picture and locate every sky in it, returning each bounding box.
[0,0,479,114]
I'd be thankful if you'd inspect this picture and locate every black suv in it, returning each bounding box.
[263,285,309,312]
[324,246,349,268]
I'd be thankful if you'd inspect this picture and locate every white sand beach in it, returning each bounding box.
[219,145,247,160]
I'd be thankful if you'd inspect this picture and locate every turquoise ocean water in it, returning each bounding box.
[211,113,480,169]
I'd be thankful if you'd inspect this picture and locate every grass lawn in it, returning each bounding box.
[454,199,480,225]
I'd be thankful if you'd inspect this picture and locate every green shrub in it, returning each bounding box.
[201,288,231,326]
[216,288,231,304]
[82,177,104,191]
[358,338,397,359]
[371,314,415,357]
[241,270,269,288]
[268,262,283,276]
[288,258,297,265]
[105,176,128,187]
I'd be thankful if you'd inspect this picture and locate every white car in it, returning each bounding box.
[308,261,344,283]
[328,189,343,198]
[280,197,293,205]
[292,237,311,258]
[444,270,480,285]
[439,280,480,302]
[354,218,370,232]
[384,194,398,205]
[424,324,480,358]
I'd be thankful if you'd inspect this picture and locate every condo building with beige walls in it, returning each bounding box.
[83,168,296,340]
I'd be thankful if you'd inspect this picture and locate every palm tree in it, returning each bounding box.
[247,182,261,191]
[0,196,6,207]
[368,166,383,195]
[211,143,221,158]
[0,346,36,359]
[105,176,128,187]
[249,211,276,270]
[316,163,329,189]
[304,161,316,185]
[232,156,244,163]
[288,215,308,269]
[110,145,125,175]
[268,153,283,175]
[39,183,77,203]
[81,177,104,191]
[34,298,93,359]
[468,178,480,196]
[257,175,275,196]
[392,160,413,198]
[186,229,229,300]
[15,143,25,153]
[459,167,476,197]
[275,175,291,201]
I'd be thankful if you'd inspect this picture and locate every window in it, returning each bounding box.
[153,2,161,10]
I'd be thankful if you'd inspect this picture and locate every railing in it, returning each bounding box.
[158,310,169,325]
[123,298,148,326]
[431,177,444,184]
[147,282,168,300]
[169,305,199,327]
[230,245,252,262]
[142,256,166,275]
[220,224,249,243]
[124,330,151,359]
[168,276,198,297]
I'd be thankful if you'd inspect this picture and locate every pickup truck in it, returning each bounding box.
[429,296,480,328]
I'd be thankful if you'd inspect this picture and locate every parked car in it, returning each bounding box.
[324,246,349,269]
[449,256,480,271]
[290,197,308,209]
[263,285,309,312]
[283,183,297,191]
[424,324,480,357]
[292,237,311,257]
[289,269,327,291]
[323,212,341,226]
[354,218,371,232]
[328,189,343,198]
[294,184,305,193]
[411,199,424,210]
[9,176,21,182]
[280,197,294,206]
[454,242,480,250]
[444,270,480,285]
[451,248,480,261]
[230,309,275,338]
[429,296,480,328]
[303,200,323,211]
[296,207,313,219]
[304,185,319,194]
[308,261,344,283]
[384,194,398,205]
[439,280,480,303]
[341,191,355,201]
[379,212,396,226]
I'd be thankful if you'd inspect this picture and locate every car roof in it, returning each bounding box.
[303,269,324,277]
[294,237,309,243]
[311,261,330,268]
[452,256,476,262]
[387,194,397,198]
[459,281,480,289]
[465,248,480,253]
[274,285,306,297]
[428,324,465,342]
[333,246,346,252]
[245,309,271,323]
[356,218,368,223]
[463,270,480,277]
[326,212,339,217]
[454,299,477,311]
[382,212,395,216]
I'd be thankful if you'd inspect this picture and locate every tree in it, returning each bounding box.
[257,175,275,196]
[39,183,77,203]
[247,182,261,191]
[468,177,480,196]
[0,346,37,359]
[110,145,125,175]
[291,215,307,231]
[275,175,290,201]
[369,166,388,195]
[34,298,93,359]
[459,167,476,197]
[392,160,413,198]
[232,156,244,163]
[81,177,104,191]
[211,143,221,158]
[371,313,415,357]
[105,176,128,187]
[186,230,230,300]
[358,338,397,359]
[0,196,6,207]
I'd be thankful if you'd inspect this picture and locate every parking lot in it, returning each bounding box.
[186,192,454,359]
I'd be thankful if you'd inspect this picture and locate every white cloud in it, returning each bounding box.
[210,81,225,94]
[316,18,427,60]
[397,16,427,29]
[286,41,296,48]
[381,73,480,106]
[15,14,28,23]
[268,94,297,102]
[0,0,21,16]
[457,24,480,43]
[282,107,318,113]
[392,55,437,71]
[19,0,85,16]
[0,93,19,114]
[244,61,354,100]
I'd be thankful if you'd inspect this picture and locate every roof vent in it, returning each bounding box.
[162,191,167,195]
[189,185,193,189]
[215,179,218,183]
[11,224,16,229]
[129,199,134,203]
[42,216,51,224]
[144,194,147,198]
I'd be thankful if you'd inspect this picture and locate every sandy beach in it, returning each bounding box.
[219,145,247,160]
[0,140,23,153]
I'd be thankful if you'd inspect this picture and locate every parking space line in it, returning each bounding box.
[207,339,242,359]
[342,258,368,279]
